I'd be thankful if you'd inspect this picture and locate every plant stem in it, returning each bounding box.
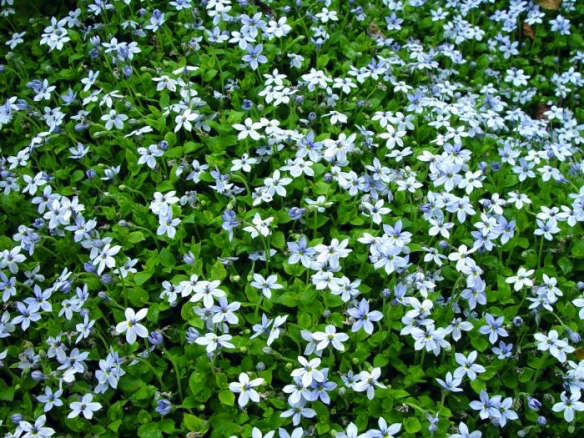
[164,348,184,402]
[134,354,165,389]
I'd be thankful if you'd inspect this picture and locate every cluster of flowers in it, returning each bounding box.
[0,0,583,436]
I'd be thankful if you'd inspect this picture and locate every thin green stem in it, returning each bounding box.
[537,236,544,270]
[164,348,184,402]
[134,354,165,389]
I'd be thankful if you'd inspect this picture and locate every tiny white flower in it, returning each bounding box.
[115,308,148,344]
[229,372,265,408]
[243,213,274,239]
[312,325,349,352]
[552,389,584,422]
[67,393,102,420]
[505,267,534,291]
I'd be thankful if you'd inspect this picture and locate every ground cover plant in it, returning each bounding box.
[0,0,583,436]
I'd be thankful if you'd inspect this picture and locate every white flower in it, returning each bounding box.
[233,117,263,140]
[450,421,482,438]
[67,393,102,420]
[534,330,574,363]
[174,109,199,132]
[115,308,148,344]
[100,109,127,130]
[191,280,225,308]
[250,273,283,299]
[552,389,584,422]
[267,315,288,346]
[572,296,584,320]
[312,325,349,352]
[229,372,265,408]
[353,367,385,400]
[291,356,324,387]
[18,415,55,437]
[453,351,486,381]
[325,111,347,125]
[252,427,275,438]
[90,243,121,275]
[243,213,274,239]
[335,422,359,438]
[370,418,401,437]
[195,333,235,353]
[428,218,454,239]
[505,267,534,291]
[436,372,463,392]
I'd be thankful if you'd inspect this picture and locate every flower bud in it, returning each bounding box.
[31,370,44,381]
[183,251,195,265]
[567,329,581,343]
[186,327,200,344]
[156,399,172,416]
[148,331,164,346]
[97,291,109,300]
[527,396,542,411]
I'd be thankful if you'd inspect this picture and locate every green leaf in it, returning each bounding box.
[316,422,331,434]
[183,414,209,433]
[558,256,573,274]
[184,141,203,153]
[403,366,425,387]
[404,417,421,433]
[470,378,486,394]
[108,420,122,432]
[159,248,176,268]
[0,379,15,401]
[572,240,584,258]
[189,372,206,395]
[502,369,518,389]
[271,231,285,249]
[188,371,213,402]
[210,260,227,281]
[128,231,146,244]
[470,332,489,352]
[518,368,535,383]
[160,419,175,434]
[218,389,235,406]
[277,292,297,307]
[203,68,218,81]
[138,423,162,438]
[127,288,149,307]
[135,271,152,286]
[314,181,330,195]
